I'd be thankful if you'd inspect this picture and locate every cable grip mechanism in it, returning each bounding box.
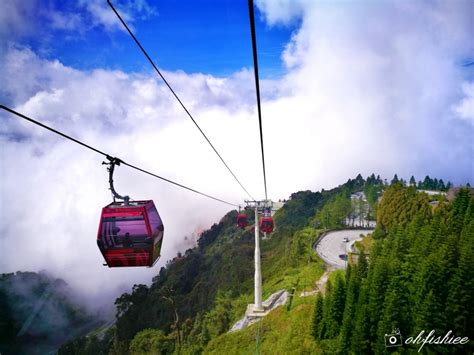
[102,155,130,205]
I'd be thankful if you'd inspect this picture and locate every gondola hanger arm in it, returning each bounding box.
[103,156,130,204]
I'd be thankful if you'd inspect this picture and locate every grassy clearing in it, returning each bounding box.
[261,227,326,298]
[203,227,328,354]
[204,295,321,355]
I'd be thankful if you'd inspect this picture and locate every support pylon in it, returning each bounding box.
[254,206,263,311]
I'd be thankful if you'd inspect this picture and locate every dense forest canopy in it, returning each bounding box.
[312,185,473,353]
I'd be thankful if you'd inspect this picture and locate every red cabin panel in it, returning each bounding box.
[237,213,248,229]
[97,200,164,267]
[104,248,151,267]
[260,216,274,233]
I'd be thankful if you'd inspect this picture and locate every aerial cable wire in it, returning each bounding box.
[0,105,239,207]
[107,0,256,202]
[247,0,268,201]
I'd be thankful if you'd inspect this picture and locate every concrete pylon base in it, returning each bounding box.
[246,303,270,317]
[229,290,289,332]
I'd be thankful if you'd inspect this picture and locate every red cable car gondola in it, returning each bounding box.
[237,213,248,229]
[260,216,274,233]
[97,157,164,267]
[97,200,164,267]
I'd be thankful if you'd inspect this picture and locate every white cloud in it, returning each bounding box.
[78,0,157,32]
[255,0,305,26]
[48,10,84,31]
[0,1,38,38]
[1,0,473,308]
[453,82,474,124]
[257,0,473,181]
[81,1,131,31]
[0,47,265,306]
[0,0,156,46]
[0,0,87,42]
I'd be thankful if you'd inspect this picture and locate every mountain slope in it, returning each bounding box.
[59,184,340,354]
[0,271,103,354]
[59,175,469,354]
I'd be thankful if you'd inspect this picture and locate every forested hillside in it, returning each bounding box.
[0,271,103,354]
[59,177,348,354]
[57,175,472,354]
[312,185,473,353]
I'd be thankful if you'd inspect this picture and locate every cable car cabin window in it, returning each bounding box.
[146,205,164,237]
[146,204,164,262]
[100,215,149,250]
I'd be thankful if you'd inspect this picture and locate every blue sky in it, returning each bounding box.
[7,0,296,77]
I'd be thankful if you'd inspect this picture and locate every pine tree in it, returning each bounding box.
[376,268,412,354]
[357,251,368,279]
[391,227,409,262]
[444,233,460,275]
[339,265,360,353]
[463,197,474,227]
[326,274,346,338]
[391,174,399,185]
[421,175,430,189]
[438,179,446,191]
[367,257,391,342]
[312,293,324,340]
[367,173,376,185]
[451,188,471,234]
[413,250,449,335]
[319,280,333,339]
[415,289,443,333]
[445,219,474,338]
[409,176,416,186]
[350,281,371,354]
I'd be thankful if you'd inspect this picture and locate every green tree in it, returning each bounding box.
[129,329,174,355]
[450,187,471,235]
[350,282,371,354]
[319,280,333,339]
[377,184,431,232]
[312,293,324,340]
[391,174,399,185]
[326,274,346,338]
[339,265,360,353]
[314,193,352,228]
[438,179,446,191]
[365,184,378,207]
[367,257,391,343]
[203,291,233,338]
[357,251,368,279]
[376,269,412,354]
[445,219,474,338]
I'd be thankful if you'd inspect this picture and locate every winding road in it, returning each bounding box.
[315,229,373,269]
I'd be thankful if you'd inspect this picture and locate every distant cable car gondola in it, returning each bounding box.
[97,157,164,267]
[260,216,274,233]
[237,212,248,229]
